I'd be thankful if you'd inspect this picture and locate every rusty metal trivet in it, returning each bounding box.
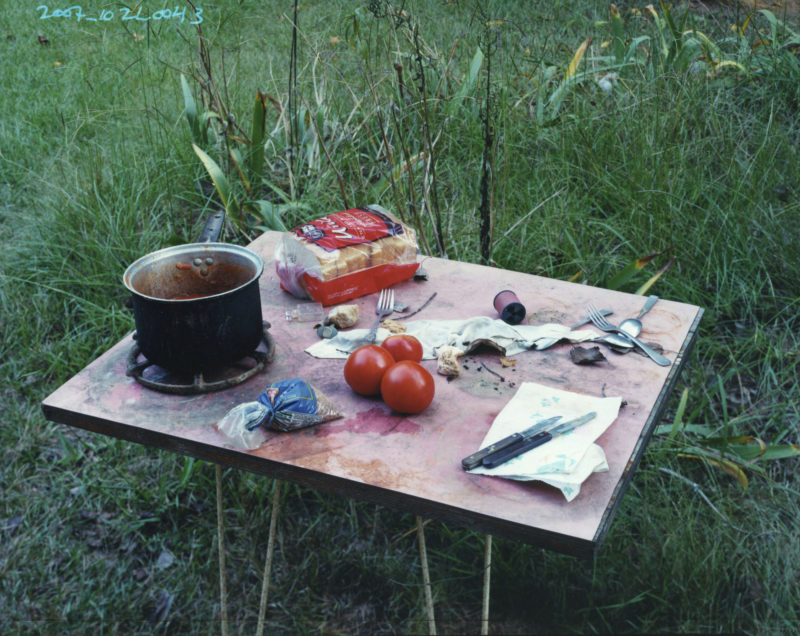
[126,322,275,395]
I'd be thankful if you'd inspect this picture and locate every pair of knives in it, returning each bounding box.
[461,412,597,471]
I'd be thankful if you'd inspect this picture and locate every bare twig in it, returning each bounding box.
[480,361,504,381]
[658,467,743,531]
[215,465,229,636]
[412,25,446,257]
[481,535,492,635]
[369,84,405,225]
[288,0,299,179]
[395,292,437,320]
[499,189,564,241]
[298,92,350,209]
[256,481,282,636]
[478,20,494,264]
[416,516,437,635]
[391,106,433,255]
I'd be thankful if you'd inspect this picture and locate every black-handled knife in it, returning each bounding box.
[480,412,598,469]
[461,415,562,471]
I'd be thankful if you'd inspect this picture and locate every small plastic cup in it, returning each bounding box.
[285,302,325,322]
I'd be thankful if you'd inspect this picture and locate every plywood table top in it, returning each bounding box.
[42,231,702,558]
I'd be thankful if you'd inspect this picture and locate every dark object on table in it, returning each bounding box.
[414,266,429,280]
[317,324,338,339]
[493,289,526,325]
[569,346,606,365]
[461,415,562,470]
[479,412,597,469]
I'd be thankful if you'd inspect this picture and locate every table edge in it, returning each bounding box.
[40,399,598,557]
[590,306,705,552]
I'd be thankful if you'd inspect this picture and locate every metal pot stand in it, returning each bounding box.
[126,321,276,395]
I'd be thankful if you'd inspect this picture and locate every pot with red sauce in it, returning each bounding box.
[123,213,264,374]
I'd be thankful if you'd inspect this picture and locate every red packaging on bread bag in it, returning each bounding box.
[275,205,419,306]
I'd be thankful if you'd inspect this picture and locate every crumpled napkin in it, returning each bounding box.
[305,316,598,359]
[468,382,622,501]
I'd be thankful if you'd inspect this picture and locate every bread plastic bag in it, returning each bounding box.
[275,205,419,306]
[217,378,344,450]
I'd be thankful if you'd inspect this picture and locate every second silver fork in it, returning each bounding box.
[365,288,395,343]
[586,304,671,366]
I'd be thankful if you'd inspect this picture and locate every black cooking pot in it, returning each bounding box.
[122,212,264,374]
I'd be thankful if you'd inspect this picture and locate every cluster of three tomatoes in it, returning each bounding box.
[343,335,434,414]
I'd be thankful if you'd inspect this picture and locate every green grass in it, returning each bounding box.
[2,1,799,633]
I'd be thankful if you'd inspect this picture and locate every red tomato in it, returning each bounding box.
[380,361,435,414]
[381,334,424,363]
[344,345,396,396]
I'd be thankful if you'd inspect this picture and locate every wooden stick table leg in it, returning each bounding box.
[256,480,282,636]
[481,534,492,635]
[215,464,230,636]
[416,516,437,635]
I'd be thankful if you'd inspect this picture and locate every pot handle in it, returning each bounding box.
[197,211,225,243]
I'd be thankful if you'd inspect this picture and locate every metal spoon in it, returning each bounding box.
[620,295,658,338]
[601,295,658,348]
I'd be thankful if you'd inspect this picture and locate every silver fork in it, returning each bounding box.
[365,288,395,343]
[586,304,671,366]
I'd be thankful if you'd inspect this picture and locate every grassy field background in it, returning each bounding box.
[2,1,799,633]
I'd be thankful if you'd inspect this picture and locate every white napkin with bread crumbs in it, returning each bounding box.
[468,382,622,501]
[305,316,597,359]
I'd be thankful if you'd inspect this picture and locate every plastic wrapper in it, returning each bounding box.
[217,378,343,450]
[275,205,419,306]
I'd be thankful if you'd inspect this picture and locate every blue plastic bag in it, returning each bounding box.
[217,378,343,449]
